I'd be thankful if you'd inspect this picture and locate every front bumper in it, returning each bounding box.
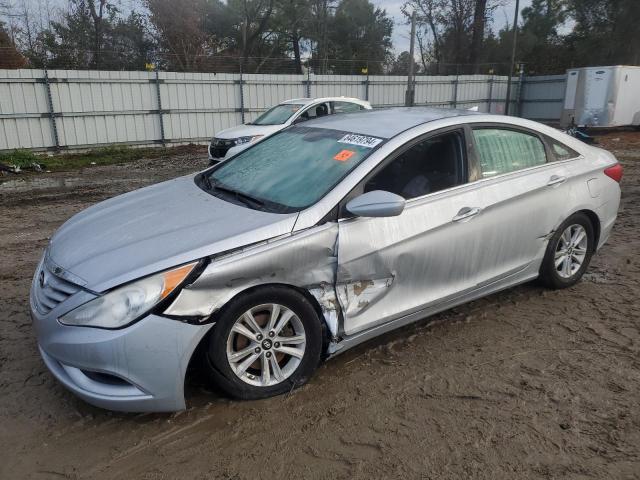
[33,306,212,412]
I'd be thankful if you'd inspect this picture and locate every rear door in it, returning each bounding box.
[464,125,573,285]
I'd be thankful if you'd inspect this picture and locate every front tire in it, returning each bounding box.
[539,212,595,289]
[204,286,323,400]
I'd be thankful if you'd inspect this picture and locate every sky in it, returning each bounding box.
[375,0,534,54]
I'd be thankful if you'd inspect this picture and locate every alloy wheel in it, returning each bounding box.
[555,224,588,279]
[226,303,306,387]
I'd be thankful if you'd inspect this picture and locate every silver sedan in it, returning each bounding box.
[30,107,622,412]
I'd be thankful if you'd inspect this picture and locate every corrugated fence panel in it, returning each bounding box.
[312,75,364,100]
[47,70,159,147]
[0,69,53,149]
[367,76,404,107]
[414,75,455,108]
[520,74,566,122]
[161,72,240,142]
[0,69,567,152]
[244,74,306,123]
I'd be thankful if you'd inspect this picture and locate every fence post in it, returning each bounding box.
[305,66,311,98]
[451,66,459,108]
[238,62,246,124]
[154,67,166,146]
[364,62,369,101]
[43,67,60,151]
[487,75,494,113]
[517,64,526,117]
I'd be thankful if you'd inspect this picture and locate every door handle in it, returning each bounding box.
[452,207,481,222]
[547,175,567,187]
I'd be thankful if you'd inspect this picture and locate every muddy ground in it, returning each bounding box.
[1,132,639,479]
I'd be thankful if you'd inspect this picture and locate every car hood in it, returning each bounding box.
[215,124,283,140]
[47,175,298,292]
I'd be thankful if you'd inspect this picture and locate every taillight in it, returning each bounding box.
[604,163,623,183]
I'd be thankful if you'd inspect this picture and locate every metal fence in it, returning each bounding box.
[0,69,567,152]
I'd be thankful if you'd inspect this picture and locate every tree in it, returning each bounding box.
[468,0,487,70]
[567,0,640,66]
[517,0,570,74]
[0,20,26,68]
[147,0,213,71]
[326,0,393,74]
[271,0,312,73]
[25,2,155,70]
[389,50,420,74]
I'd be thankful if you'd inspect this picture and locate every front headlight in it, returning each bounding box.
[59,262,198,329]
[235,135,263,145]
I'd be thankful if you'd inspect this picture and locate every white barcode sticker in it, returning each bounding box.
[338,133,383,148]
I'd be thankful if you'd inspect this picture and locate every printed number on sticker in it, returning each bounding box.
[338,134,383,148]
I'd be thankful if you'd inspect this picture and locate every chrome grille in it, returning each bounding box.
[33,263,80,315]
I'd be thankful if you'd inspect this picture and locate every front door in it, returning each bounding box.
[335,129,483,336]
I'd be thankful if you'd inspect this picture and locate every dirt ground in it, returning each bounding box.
[1,132,639,480]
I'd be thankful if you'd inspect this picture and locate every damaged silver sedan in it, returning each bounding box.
[30,107,622,412]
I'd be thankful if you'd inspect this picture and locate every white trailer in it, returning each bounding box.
[560,65,640,128]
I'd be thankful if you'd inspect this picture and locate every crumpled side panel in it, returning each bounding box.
[164,223,341,336]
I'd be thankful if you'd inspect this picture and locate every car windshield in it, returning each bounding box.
[201,126,384,212]
[250,104,304,125]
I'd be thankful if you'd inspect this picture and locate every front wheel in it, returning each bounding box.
[204,286,323,400]
[539,212,595,289]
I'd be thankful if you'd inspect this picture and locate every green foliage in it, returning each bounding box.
[0,149,41,168]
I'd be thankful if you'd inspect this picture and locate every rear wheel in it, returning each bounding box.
[539,212,595,289]
[204,286,323,399]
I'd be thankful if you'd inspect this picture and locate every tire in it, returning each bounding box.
[539,212,595,289]
[203,286,323,400]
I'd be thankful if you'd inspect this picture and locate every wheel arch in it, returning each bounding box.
[574,208,601,247]
[184,282,334,381]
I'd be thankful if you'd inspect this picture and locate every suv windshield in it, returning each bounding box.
[251,104,304,125]
[200,126,384,212]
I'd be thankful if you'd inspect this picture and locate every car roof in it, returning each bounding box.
[280,96,368,106]
[302,106,480,138]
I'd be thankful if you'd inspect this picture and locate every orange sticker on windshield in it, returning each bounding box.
[334,149,355,162]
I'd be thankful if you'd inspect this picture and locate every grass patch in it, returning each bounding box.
[0,144,204,172]
[0,149,42,169]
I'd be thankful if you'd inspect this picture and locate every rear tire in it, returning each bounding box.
[203,286,323,400]
[539,212,595,289]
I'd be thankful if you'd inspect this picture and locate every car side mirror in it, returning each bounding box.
[293,116,307,124]
[346,190,406,218]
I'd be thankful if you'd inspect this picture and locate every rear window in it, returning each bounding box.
[251,104,304,125]
[204,127,384,211]
[473,128,547,177]
[548,137,580,161]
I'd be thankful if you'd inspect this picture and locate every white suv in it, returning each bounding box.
[208,97,372,163]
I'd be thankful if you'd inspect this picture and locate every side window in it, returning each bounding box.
[472,128,547,178]
[364,131,465,200]
[333,101,363,114]
[547,137,580,161]
[299,102,330,121]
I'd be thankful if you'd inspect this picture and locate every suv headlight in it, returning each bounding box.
[235,135,263,145]
[59,262,198,329]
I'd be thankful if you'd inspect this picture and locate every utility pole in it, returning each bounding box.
[405,11,416,107]
[504,0,520,115]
